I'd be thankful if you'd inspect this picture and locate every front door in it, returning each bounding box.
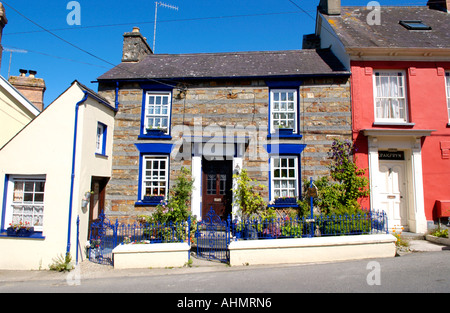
[88,177,109,228]
[202,159,232,220]
[377,161,407,231]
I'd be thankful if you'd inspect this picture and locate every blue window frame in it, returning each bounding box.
[135,143,174,206]
[139,85,173,139]
[95,122,107,156]
[264,143,306,208]
[266,80,303,139]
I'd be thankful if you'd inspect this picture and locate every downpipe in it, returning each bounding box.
[66,91,88,255]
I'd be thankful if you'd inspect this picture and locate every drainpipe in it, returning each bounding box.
[115,81,119,110]
[66,91,89,255]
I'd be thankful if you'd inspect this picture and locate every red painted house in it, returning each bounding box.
[307,0,450,233]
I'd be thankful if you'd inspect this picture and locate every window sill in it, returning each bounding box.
[138,135,172,140]
[95,153,108,158]
[0,231,45,239]
[267,134,303,139]
[372,122,415,127]
[268,204,299,208]
[135,200,162,207]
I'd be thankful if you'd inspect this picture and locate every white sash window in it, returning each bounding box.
[142,156,168,198]
[446,72,450,122]
[271,156,298,199]
[374,71,408,123]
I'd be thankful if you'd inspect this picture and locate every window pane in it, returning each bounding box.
[143,157,168,198]
[24,193,33,202]
[34,193,44,203]
[272,157,298,200]
[374,72,407,121]
[25,182,34,192]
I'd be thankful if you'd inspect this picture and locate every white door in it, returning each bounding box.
[377,161,407,231]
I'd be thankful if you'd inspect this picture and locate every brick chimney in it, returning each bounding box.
[0,3,8,69]
[318,0,341,15]
[428,0,450,12]
[8,70,46,111]
[122,27,152,62]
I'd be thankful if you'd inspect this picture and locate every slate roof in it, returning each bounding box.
[97,49,349,81]
[323,6,450,49]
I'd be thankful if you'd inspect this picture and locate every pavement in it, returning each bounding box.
[0,237,448,283]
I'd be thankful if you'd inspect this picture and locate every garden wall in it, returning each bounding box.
[228,234,396,266]
[112,242,190,269]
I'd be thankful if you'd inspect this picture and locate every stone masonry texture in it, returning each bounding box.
[98,77,351,223]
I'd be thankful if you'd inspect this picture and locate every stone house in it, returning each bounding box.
[97,27,351,222]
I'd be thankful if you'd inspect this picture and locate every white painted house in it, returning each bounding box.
[0,81,116,270]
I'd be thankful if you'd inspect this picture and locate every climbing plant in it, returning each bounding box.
[298,139,370,216]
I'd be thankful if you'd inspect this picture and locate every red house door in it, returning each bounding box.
[202,159,232,220]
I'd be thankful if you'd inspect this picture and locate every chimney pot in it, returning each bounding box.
[8,70,46,112]
[319,0,341,15]
[122,27,153,62]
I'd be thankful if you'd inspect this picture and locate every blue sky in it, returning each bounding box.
[0,0,428,106]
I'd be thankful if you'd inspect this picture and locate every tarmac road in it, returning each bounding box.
[0,241,449,295]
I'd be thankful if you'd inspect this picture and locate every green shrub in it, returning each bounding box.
[49,252,74,272]
[430,228,448,238]
[298,139,370,217]
[232,168,266,216]
[138,167,194,225]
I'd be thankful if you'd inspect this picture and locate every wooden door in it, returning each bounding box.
[88,177,109,228]
[202,160,232,220]
[378,161,407,230]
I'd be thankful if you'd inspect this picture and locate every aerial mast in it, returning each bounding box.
[153,2,179,53]
[3,47,27,78]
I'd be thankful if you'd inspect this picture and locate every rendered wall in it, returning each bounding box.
[350,61,450,223]
[228,234,397,266]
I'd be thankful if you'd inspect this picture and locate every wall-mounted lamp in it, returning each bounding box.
[81,191,93,208]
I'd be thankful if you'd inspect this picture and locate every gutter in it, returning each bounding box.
[66,91,89,255]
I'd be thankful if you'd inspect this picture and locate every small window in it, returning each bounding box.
[144,92,171,135]
[446,72,450,122]
[141,156,168,200]
[4,176,46,232]
[96,122,107,155]
[271,156,298,199]
[270,89,297,133]
[374,71,408,123]
[399,20,431,30]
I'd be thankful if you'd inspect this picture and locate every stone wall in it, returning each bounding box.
[98,77,351,223]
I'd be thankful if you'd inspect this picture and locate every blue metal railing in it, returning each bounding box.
[232,210,388,240]
[88,214,191,265]
[88,210,388,265]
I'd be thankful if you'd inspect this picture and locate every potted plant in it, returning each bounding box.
[143,194,165,203]
[274,123,293,136]
[145,127,167,136]
[274,196,297,205]
[7,221,34,237]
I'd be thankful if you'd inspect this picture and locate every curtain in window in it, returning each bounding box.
[446,73,450,120]
[375,72,406,121]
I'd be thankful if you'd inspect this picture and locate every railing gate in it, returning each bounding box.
[196,207,230,263]
[88,213,116,265]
